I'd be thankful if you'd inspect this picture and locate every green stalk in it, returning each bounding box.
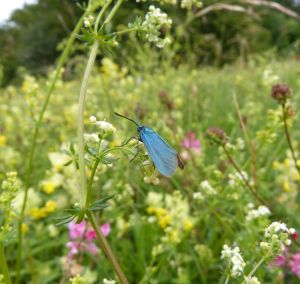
[0,242,11,284]
[78,40,99,208]
[94,0,113,32]
[281,103,300,174]
[15,5,101,282]
[85,159,101,208]
[223,146,268,207]
[102,0,123,27]
[87,212,129,284]
[246,257,266,278]
[77,0,128,281]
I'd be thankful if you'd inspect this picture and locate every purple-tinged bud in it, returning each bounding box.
[271,84,291,104]
[206,127,228,146]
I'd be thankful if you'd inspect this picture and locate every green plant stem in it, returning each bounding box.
[102,0,123,27]
[85,159,100,208]
[223,146,268,207]
[247,257,266,278]
[0,242,11,284]
[112,27,139,36]
[15,5,100,282]
[87,212,129,284]
[224,275,230,284]
[94,0,113,32]
[78,40,99,208]
[233,93,257,186]
[281,103,300,174]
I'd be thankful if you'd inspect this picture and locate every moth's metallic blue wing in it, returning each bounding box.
[140,127,179,177]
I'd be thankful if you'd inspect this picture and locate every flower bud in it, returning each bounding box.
[271,84,291,104]
[206,127,228,146]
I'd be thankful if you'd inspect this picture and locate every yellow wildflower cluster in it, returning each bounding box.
[0,135,7,147]
[29,200,57,219]
[146,191,194,244]
[272,154,300,203]
[21,75,38,94]
[147,206,171,228]
[101,58,127,80]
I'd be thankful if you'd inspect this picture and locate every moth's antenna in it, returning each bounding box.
[135,109,141,125]
[114,112,139,127]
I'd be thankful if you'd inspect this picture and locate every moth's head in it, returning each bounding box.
[137,126,145,133]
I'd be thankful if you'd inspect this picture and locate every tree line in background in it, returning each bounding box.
[0,0,299,86]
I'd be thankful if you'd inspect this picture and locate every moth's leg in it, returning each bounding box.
[119,136,139,147]
[130,136,142,162]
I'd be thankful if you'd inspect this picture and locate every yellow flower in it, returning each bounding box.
[29,208,47,219]
[0,135,7,147]
[45,200,57,213]
[158,214,171,229]
[284,159,290,167]
[42,181,56,194]
[282,180,291,192]
[155,207,167,218]
[147,206,156,214]
[22,223,29,234]
[272,161,280,170]
[169,229,180,243]
[183,219,193,231]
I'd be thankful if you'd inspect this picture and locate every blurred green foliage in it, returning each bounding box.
[0,0,300,86]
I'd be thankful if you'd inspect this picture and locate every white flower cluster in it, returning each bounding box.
[228,171,248,188]
[221,245,246,277]
[83,15,95,28]
[89,115,116,133]
[181,0,202,9]
[103,279,116,284]
[84,133,100,143]
[142,6,172,48]
[144,166,160,185]
[260,221,294,255]
[246,204,270,221]
[244,276,261,284]
[262,68,280,86]
[136,0,202,9]
[193,180,216,200]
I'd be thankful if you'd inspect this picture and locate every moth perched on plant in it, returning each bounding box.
[115,112,184,177]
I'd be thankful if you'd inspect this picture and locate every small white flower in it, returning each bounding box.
[103,279,116,284]
[89,115,97,123]
[96,121,116,133]
[244,276,261,284]
[246,205,270,221]
[193,192,204,200]
[140,5,172,48]
[200,180,216,195]
[83,15,95,28]
[84,133,100,143]
[181,0,202,9]
[221,245,245,277]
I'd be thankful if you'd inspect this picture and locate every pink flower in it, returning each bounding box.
[68,221,86,240]
[66,221,111,258]
[290,251,300,278]
[86,242,98,255]
[271,255,286,267]
[100,223,111,237]
[182,131,201,154]
[66,241,81,257]
[85,229,97,242]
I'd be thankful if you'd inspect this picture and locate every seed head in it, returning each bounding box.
[271,84,291,104]
[206,127,228,146]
